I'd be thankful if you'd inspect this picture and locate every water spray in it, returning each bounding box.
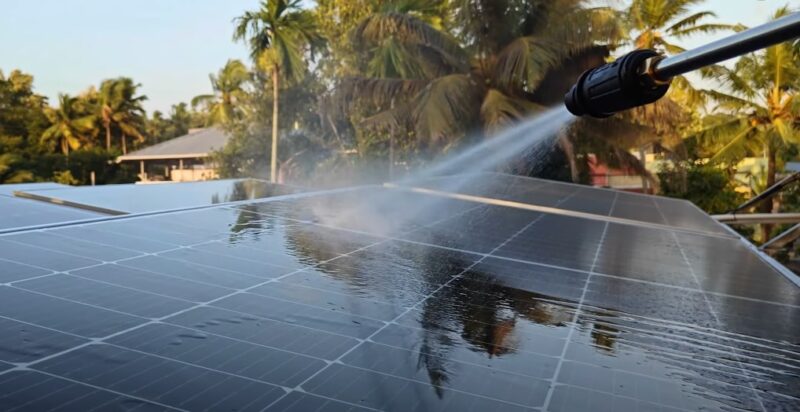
[565,12,800,117]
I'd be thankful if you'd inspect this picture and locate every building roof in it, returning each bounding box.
[116,127,229,162]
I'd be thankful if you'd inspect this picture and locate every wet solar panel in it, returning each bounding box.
[0,178,798,411]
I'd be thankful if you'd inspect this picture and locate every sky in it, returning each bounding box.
[0,0,795,113]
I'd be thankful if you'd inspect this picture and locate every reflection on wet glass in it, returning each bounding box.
[213,190,800,410]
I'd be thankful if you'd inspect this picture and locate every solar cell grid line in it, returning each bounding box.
[0,370,183,412]
[0,195,487,410]
[540,191,618,411]
[651,199,768,411]
[267,187,585,410]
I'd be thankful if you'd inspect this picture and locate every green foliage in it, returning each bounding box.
[658,162,743,214]
[191,60,251,126]
[99,77,147,153]
[41,94,97,155]
[233,0,323,83]
[52,170,79,185]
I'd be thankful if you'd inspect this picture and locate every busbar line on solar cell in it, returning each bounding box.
[260,187,583,410]
[653,200,768,412]
[540,191,617,411]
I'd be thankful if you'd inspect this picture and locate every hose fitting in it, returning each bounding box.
[564,49,671,118]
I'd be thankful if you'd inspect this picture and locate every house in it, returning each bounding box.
[116,127,229,182]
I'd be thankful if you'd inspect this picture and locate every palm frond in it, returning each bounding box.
[493,37,562,93]
[410,74,484,147]
[702,89,762,112]
[352,12,465,65]
[332,77,430,111]
[480,89,543,134]
[666,11,715,32]
[670,23,737,38]
[708,125,757,164]
[191,94,215,107]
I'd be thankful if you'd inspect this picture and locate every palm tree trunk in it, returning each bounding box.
[759,145,777,241]
[121,134,127,155]
[271,65,280,183]
[558,135,580,183]
[105,124,111,151]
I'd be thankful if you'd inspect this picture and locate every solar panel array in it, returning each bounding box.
[0,173,798,411]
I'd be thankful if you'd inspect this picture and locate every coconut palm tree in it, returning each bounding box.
[691,7,799,240]
[233,0,323,182]
[191,59,251,126]
[41,94,97,156]
[331,0,623,153]
[626,0,739,106]
[99,78,147,154]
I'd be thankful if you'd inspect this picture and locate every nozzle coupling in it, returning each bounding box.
[565,49,671,118]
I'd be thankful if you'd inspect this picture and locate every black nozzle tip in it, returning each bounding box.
[564,85,584,117]
[563,49,670,118]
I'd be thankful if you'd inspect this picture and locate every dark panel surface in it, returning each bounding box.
[0,317,87,363]
[0,179,797,411]
[33,344,285,411]
[0,286,145,338]
[0,370,174,411]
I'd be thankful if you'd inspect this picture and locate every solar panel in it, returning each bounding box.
[12,178,300,214]
[0,177,797,411]
[0,196,104,231]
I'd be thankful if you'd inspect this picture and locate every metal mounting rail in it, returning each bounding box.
[713,213,800,225]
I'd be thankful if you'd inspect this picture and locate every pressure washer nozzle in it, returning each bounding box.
[564,49,671,118]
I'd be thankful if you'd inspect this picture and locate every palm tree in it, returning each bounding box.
[233,0,323,182]
[41,94,97,156]
[626,0,739,106]
[331,0,623,153]
[191,59,251,126]
[691,7,799,240]
[99,78,147,154]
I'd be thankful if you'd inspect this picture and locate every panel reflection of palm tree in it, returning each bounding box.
[268,217,620,396]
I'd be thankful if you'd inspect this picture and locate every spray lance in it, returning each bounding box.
[565,12,800,118]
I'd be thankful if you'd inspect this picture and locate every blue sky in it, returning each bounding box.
[0,0,794,113]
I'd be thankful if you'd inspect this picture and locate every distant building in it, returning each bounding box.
[116,127,229,182]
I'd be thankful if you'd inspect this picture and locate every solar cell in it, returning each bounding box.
[0,177,796,411]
